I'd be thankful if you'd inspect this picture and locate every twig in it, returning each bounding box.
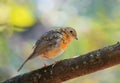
[2,42,120,83]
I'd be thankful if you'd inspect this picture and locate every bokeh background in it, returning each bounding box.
[0,0,120,83]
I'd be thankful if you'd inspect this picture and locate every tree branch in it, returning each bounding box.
[3,42,120,83]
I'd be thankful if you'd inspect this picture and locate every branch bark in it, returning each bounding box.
[3,42,120,83]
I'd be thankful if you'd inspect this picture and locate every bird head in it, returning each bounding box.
[64,27,78,40]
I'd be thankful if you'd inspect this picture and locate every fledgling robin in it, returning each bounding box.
[18,27,78,71]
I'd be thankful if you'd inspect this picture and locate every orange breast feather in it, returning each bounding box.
[61,41,68,50]
[60,34,73,50]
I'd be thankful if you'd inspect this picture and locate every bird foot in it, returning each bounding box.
[52,60,61,68]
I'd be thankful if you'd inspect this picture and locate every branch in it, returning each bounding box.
[3,42,120,83]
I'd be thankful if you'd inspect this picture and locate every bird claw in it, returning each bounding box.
[52,60,61,68]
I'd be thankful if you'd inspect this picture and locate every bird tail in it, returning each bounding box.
[17,52,36,72]
[17,58,29,72]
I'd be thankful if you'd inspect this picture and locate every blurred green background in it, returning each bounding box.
[0,0,120,83]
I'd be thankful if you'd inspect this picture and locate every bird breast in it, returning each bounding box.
[42,47,64,58]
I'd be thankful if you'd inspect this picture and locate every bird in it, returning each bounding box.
[17,27,78,71]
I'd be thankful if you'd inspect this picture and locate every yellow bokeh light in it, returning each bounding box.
[9,5,35,28]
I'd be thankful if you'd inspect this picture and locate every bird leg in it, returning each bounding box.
[43,56,56,63]
[43,56,61,68]
[41,57,47,67]
[52,60,61,68]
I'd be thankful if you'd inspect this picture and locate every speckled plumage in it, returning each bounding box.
[18,27,77,71]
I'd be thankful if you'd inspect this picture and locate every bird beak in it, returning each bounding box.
[75,37,78,40]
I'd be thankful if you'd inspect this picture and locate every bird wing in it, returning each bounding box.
[33,30,63,57]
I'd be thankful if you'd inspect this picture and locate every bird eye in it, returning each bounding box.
[70,30,73,33]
